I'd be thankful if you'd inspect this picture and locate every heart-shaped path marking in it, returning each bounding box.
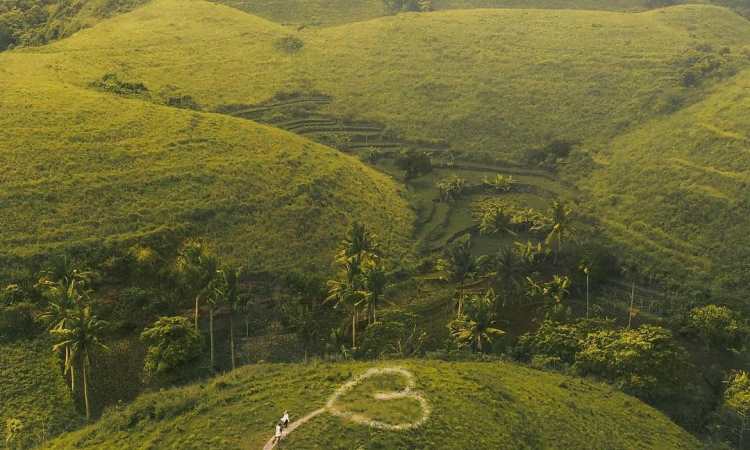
[262,367,430,450]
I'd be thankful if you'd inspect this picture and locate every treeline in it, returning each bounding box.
[0,0,146,51]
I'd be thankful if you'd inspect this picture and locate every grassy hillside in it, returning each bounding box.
[43,360,700,449]
[583,68,750,293]
[0,339,82,449]
[213,0,747,27]
[0,50,414,271]
[12,0,750,290]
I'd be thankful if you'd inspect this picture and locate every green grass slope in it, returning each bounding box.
[583,69,750,293]
[43,360,699,449]
[0,339,82,448]
[30,0,750,160]
[0,51,414,270]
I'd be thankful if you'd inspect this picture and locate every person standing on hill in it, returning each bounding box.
[274,422,283,445]
[281,411,290,429]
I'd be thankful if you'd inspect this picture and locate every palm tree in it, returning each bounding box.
[579,262,592,318]
[175,240,219,331]
[213,267,242,370]
[492,247,526,307]
[362,263,387,324]
[51,303,108,420]
[546,200,574,264]
[326,260,368,349]
[439,237,486,316]
[479,206,516,237]
[37,269,93,393]
[449,290,505,353]
[337,222,380,266]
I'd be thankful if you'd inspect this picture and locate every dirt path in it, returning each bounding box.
[260,367,430,449]
[262,408,326,450]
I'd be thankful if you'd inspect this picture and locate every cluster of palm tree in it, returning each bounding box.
[174,240,245,370]
[449,289,505,353]
[326,223,388,349]
[37,269,107,421]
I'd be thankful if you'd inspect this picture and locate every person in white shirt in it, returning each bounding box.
[281,411,290,428]
[274,422,283,444]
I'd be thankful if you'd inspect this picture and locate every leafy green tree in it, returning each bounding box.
[395,150,432,180]
[51,303,108,420]
[575,325,688,399]
[140,316,202,383]
[437,176,467,203]
[545,200,574,264]
[685,304,746,350]
[723,371,750,449]
[438,236,487,316]
[336,222,380,266]
[175,240,219,331]
[449,289,504,353]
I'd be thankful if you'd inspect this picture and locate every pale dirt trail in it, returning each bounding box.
[259,367,430,449]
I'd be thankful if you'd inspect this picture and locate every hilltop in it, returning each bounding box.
[0,47,414,272]
[4,0,750,292]
[43,360,700,449]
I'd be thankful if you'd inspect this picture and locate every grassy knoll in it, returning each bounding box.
[13,0,750,289]
[43,360,699,449]
[0,53,414,271]
[0,339,82,448]
[582,68,750,294]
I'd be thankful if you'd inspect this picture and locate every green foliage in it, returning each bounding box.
[140,316,203,383]
[437,176,467,203]
[575,325,689,399]
[448,289,504,353]
[44,361,700,449]
[274,35,304,53]
[683,304,747,350]
[515,318,614,364]
[90,73,149,96]
[358,311,427,359]
[395,150,432,180]
[482,174,515,193]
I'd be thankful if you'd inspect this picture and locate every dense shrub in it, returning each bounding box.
[575,325,689,399]
[395,150,432,180]
[357,311,426,359]
[91,73,149,96]
[515,319,614,364]
[274,35,304,53]
[140,317,203,383]
[683,304,746,351]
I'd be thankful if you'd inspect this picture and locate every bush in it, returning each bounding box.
[515,319,613,364]
[274,36,304,53]
[575,325,689,399]
[395,150,432,180]
[140,316,203,384]
[357,311,427,359]
[91,73,149,96]
[683,305,746,351]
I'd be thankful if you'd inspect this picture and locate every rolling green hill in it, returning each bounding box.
[42,360,700,449]
[0,47,414,271]
[7,0,750,292]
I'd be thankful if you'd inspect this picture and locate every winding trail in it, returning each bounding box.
[261,367,430,449]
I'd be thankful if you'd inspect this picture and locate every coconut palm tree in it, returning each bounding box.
[326,259,368,349]
[175,240,219,331]
[479,206,516,237]
[545,200,574,264]
[439,236,486,316]
[51,303,108,420]
[37,269,93,393]
[492,247,526,307]
[212,266,242,370]
[336,222,380,266]
[362,263,387,324]
[449,289,504,353]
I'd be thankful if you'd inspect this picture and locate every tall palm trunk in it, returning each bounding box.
[194,295,200,331]
[229,314,236,371]
[209,307,215,369]
[82,353,91,421]
[352,305,357,348]
[585,272,590,319]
